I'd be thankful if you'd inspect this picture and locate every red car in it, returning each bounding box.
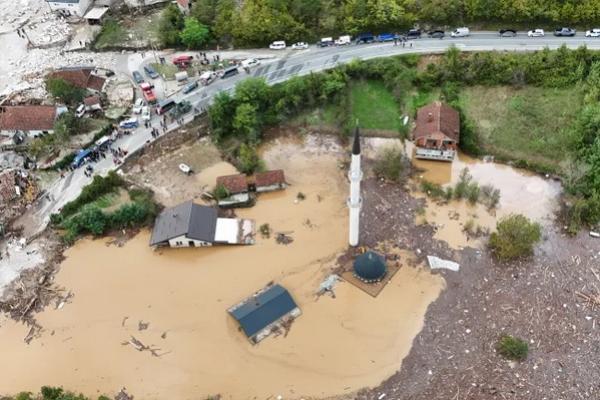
[173,55,193,68]
[140,82,157,104]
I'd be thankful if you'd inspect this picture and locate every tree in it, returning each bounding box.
[179,17,210,49]
[191,0,219,27]
[237,143,263,174]
[53,112,82,142]
[488,214,542,260]
[233,103,260,142]
[158,4,184,47]
[234,77,272,113]
[209,91,236,143]
[45,77,85,105]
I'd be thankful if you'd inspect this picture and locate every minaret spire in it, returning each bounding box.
[348,124,362,247]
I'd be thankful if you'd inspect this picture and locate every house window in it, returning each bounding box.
[188,240,195,247]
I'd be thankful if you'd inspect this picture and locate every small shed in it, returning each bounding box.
[254,170,287,193]
[228,284,301,344]
[353,251,387,283]
[84,7,109,24]
[216,174,248,195]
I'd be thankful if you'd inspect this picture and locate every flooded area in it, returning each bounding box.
[0,135,445,399]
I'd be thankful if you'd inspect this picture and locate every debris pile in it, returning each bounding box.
[275,232,294,245]
[0,168,38,226]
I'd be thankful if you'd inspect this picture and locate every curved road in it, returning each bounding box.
[22,31,600,235]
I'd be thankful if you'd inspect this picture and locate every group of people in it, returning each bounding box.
[393,37,414,47]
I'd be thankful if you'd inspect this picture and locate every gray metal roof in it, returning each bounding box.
[229,284,298,339]
[149,201,217,246]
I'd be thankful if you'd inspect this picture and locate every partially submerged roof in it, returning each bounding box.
[229,284,298,339]
[0,105,57,131]
[149,201,217,246]
[255,170,286,187]
[216,174,248,195]
[413,101,460,142]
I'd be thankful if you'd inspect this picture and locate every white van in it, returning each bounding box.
[269,41,286,50]
[335,35,351,45]
[451,27,470,37]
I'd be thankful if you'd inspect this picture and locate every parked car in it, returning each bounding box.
[221,66,239,79]
[132,98,144,114]
[451,27,470,37]
[75,104,86,118]
[356,33,375,44]
[377,33,396,42]
[335,35,351,45]
[585,28,600,37]
[406,29,422,39]
[527,29,545,37]
[291,42,309,49]
[156,99,176,115]
[182,81,199,94]
[119,118,138,129]
[132,71,144,84]
[141,106,151,121]
[318,37,335,47]
[428,30,445,39]
[554,27,576,36]
[140,82,156,104]
[241,58,260,68]
[499,29,517,37]
[173,55,193,67]
[269,41,286,50]
[143,65,159,79]
[199,71,217,86]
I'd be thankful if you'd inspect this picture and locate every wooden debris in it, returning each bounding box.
[122,335,162,357]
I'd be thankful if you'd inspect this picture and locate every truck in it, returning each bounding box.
[318,37,335,47]
[140,82,157,104]
[335,35,351,45]
[450,27,470,37]
[173,55,193,69]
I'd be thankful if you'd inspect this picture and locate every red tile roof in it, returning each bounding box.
[0,106,57,131]
[216,174,248,194]
[255,170,286,187]
[413,101,460,142]
[176,0,190,8]
[83,95,101,106]
[48,67,105,91]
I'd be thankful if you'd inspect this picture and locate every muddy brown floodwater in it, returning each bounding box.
[0,135,445,400]
[404,141,561,249]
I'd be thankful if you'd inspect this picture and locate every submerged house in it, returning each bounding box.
[253,170,287,193]
[216,170,287,207]
[149,201,255,247]
[413,101,460,161]
[228,284,301,344]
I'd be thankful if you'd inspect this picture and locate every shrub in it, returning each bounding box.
[237,143,264,174]
[420,180,446,199]
[488,214,542,260]
[57,172,124,219]
[496,335,528,361]
[213,183,230,200]
[373,147,406,182]
[45,77,85,105]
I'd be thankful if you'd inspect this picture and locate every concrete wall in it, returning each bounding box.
[168,234,211,248]
[1,129,52,139]
[47,0,92,17]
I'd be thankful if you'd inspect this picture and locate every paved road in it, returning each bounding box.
[21,31,600,236]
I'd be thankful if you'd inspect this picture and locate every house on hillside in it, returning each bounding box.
[149,200,255,247]
[253,170,288,193]
[45,0,92,17]
[48,67,107,93]
[412,101,460,161]
[228,284,301,344]
[0,105,64,138]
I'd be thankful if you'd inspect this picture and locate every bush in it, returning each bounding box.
[489,214,542,260]
[237,143,264,174]
[57,172,124,219]
[496,335,528,361]
[420,180,446,199]
[45,78,85,105]
[373,147,406,182]
[213,183,230,200]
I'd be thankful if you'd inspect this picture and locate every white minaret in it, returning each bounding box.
[348,126,362,247]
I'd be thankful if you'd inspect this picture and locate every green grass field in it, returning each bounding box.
[349,80,402,131]
[461,86,581,169]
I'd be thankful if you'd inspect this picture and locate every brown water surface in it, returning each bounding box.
[0,136,444,400]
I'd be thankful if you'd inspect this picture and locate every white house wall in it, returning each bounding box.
[168,235,211,248]
[47,0,92,16]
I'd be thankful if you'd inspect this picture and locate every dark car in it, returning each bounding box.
[132,71,144,84]
[499,29,517,37]
[356,33,375,44]
[377,33,396,42]
[221,66,239,79]
[554,27,576,36]
[406,28,422,39]
[143,65,159,79]
[428,30,445,39]
[182,81,199,94]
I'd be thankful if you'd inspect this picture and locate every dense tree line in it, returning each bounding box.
[173,0,600,48]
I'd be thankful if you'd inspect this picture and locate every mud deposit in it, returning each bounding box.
[0,136,444,399]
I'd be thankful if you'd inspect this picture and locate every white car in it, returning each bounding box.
[75,104,86,118]
[527,29,545,37]
[585,28,600,37]
[269,41,286,50]
[291,42,309,50]
[132,98,144,114]
[179,163,192,175]
[241,58,260,68]
[141,106,151,121]
[335,35,351,45]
